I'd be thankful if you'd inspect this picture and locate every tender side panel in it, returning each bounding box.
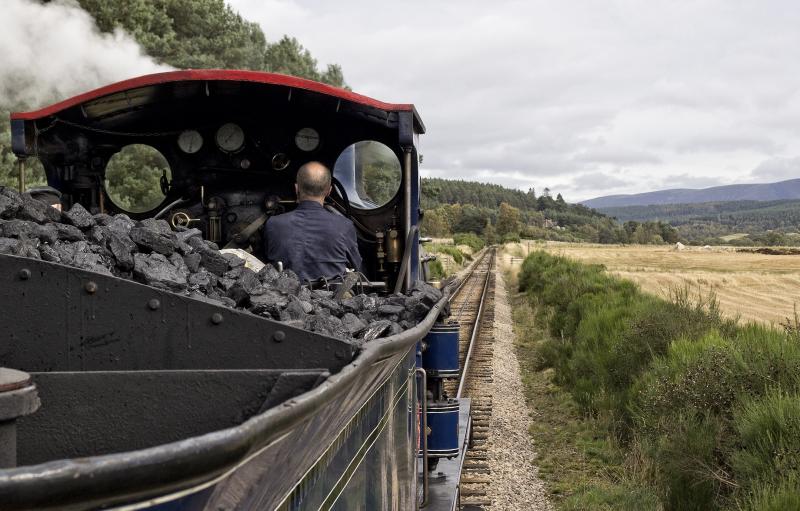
[0,254,356,372]
[17,369,326,465]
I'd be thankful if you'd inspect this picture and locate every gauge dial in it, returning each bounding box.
[272,153,291,171]
[215,123,245,152]
[177,130,203,154]
[295,127,320,152]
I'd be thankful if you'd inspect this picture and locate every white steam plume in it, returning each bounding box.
[0,0,174,110]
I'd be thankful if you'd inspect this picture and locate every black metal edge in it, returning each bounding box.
[0,281,452,510]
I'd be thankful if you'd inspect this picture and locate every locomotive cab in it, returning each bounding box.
[11,70,426,292]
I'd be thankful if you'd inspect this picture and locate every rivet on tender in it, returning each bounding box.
[148,299,161,311]
[273,330,286,343]
[211,313,224,325]
[84,281,98,294]
[18,268,31,280]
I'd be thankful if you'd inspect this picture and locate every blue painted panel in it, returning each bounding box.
[422,323,460,376]
[426,400,460,458]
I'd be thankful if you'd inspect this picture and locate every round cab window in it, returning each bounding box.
[333,141,401,210]
[104,144,171,213]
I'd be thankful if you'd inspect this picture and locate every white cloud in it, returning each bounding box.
[228,0,800,201]
[750,157,800,182]
[1,0,172,109]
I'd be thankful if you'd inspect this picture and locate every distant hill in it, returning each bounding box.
[599,199,800,225]
[600,199,800,244]
[582,178,800,208]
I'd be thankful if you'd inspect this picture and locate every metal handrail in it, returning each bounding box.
[394,225,420,295]
[416,367,429,509]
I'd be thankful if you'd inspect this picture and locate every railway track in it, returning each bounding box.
[446,248,496,510]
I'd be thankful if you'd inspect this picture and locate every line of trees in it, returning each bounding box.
[601,199,800,245]
[420,178,678,245]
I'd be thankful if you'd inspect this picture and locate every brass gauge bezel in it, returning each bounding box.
[272,153,291,171]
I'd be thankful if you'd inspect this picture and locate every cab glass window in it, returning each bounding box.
[104,144,171,213]
[333,141,401,209]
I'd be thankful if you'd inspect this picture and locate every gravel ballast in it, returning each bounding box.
[489,269,552,510]
[0,186,442,343]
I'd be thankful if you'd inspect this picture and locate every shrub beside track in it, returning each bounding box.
[517,250,800,510]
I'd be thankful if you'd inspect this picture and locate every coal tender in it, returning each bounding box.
[0,70,470,511]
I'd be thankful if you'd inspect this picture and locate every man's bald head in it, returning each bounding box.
[296,161,332,202]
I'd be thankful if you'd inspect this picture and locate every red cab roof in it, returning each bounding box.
[10,69,424,132]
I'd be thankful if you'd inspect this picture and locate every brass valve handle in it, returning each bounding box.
[169,211,202,229]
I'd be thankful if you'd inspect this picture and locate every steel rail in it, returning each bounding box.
[448,247,489,302]
[455,248,494,399]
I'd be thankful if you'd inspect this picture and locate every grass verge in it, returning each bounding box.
[510,274,661,510]
[511,250,800,511]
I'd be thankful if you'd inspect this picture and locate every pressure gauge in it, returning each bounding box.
[295,127,320,152]
[177,130,203,154]
[272,153,291,171]
[215,123,245,152]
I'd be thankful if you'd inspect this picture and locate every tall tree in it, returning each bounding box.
[496,202,521,236]
[74,0,346,86]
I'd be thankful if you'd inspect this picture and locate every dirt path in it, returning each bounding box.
[487,269,552,510]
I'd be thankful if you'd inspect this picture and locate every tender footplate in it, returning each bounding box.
[0,254,357,373]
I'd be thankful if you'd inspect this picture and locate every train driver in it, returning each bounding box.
[264,161,362,282]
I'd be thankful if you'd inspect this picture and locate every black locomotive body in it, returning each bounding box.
[0,70,469,510]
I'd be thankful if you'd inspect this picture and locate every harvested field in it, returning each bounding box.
[503,241,800,326]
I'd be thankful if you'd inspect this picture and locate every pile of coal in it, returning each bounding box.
[0,187,442,342]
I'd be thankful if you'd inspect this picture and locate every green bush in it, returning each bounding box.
[425,259,445,280]
[502,232,521,243]
[452,232,485,252]
[561,482,661,511]
[648,414,728,511]
[742,474,800,511]
[430,244,464,265]
[733,391,800,491]
[518,249,800,510]
[732,323,800,393]
[632,332,748,433]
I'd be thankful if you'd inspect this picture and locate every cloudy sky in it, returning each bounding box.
[227,0,800,201]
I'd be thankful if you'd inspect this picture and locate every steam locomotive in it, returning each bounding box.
[0,70,470,510]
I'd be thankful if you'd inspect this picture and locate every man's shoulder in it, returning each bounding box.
[266,210,296,231]
[326,210,355,232]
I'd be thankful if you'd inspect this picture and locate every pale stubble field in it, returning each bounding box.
[502,241,800,326]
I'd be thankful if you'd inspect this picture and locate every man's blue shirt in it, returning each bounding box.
[264,200,363,281]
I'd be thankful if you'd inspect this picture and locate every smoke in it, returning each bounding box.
[0,0,174,111]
